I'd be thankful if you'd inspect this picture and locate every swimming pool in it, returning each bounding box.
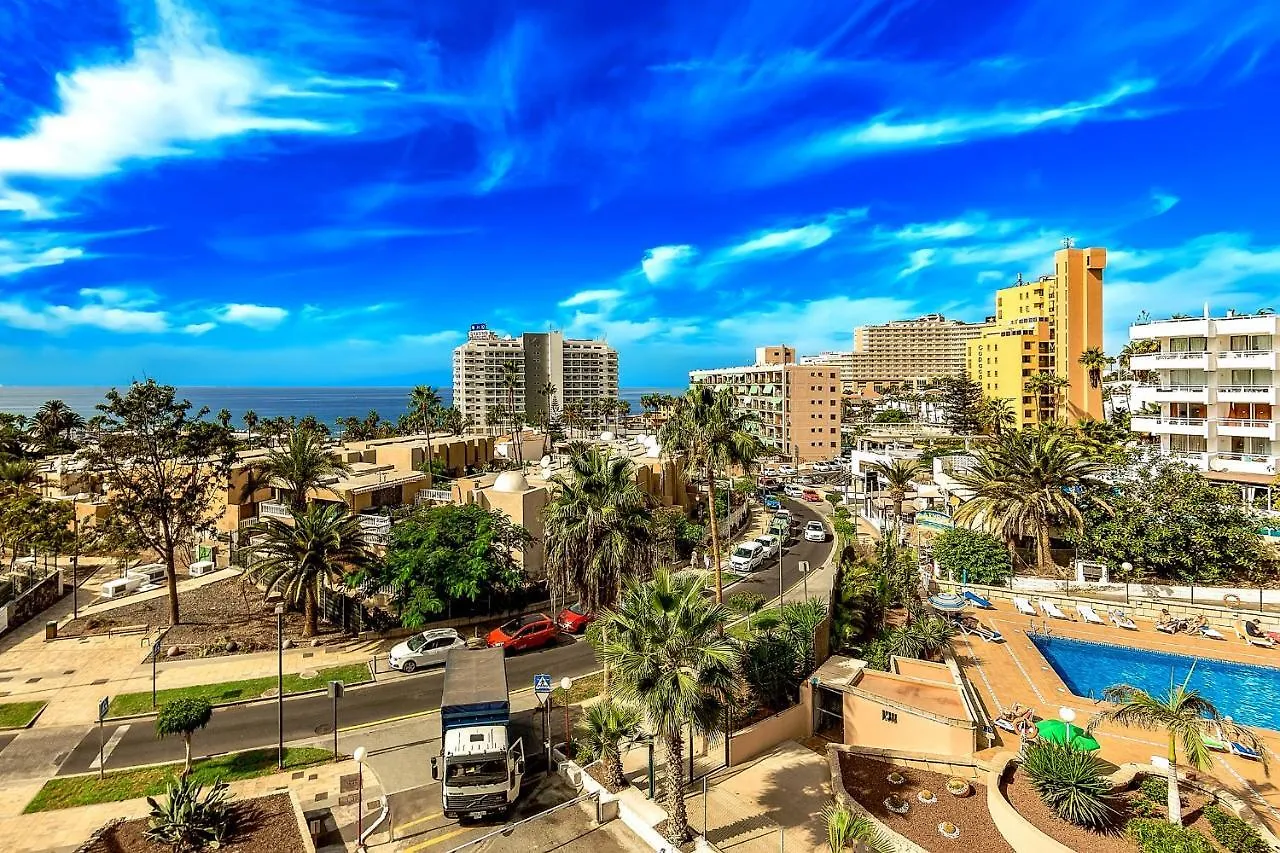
[1029,634,1280,731]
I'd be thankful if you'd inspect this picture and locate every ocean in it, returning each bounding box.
[0,386,685,426]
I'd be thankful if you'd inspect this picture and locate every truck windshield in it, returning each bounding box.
[446,759,507,786]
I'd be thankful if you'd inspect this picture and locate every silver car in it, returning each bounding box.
[387,628,466,673]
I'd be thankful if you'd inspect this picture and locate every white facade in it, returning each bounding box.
[1128,311,1278,477]
[452,325,618,428]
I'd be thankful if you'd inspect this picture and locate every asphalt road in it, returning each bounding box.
[56,498,832,776]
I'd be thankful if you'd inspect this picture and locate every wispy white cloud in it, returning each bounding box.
[559,289,624,308]
[727,223,835,256]
[219,303,289,329]
[1151,190,1180,215]
[0,245,84,277]
[896,248,935,278]
[641,245,698,283]
[398,330,465,348]
[183,322,217,335]
[0,298,169,334]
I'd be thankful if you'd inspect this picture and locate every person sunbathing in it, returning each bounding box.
[1184,615,1208,634]
[1245,620,1270,640]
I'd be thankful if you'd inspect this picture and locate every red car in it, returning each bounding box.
[487,614,560,652]
[556,602,595,634]
[802,488,821,502]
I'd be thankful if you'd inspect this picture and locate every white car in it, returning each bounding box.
[729,541,765,572]
[777,464,797,476]
[804,521,827,543]
[783,483,805,498]
[754,534,781,560]
[387,628,466,673]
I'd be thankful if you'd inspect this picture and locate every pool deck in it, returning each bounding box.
[956,599,1280,833]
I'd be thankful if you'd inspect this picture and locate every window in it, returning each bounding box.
[1229,334,1272,352]
[1169,336,1208,353]
[881,710,898,724]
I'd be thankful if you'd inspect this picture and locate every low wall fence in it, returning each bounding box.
[938,573,1280,614]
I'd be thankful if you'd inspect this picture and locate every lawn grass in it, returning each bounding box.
[24,746,331,813]
[0,700,46,730]
[107,662,372,717]
[550,670,605,705]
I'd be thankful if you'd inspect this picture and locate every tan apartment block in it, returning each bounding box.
[690,347,841,463]
[851,313,990,388]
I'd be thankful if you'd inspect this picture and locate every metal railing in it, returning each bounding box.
[1219,418,1273,429]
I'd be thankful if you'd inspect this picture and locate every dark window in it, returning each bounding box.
[882,710,898,724]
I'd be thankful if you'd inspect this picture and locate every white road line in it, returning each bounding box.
[90,724,130,769]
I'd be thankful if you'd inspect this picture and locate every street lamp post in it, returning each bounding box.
[353,745,367,851]
[70,494,80,620]
[1059,706,1077,748]
[275,603,285,769]
[1121,561,1133,604]
[560,677,573,753]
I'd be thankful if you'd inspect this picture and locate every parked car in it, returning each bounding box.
[804,521,828,542]
[795,475,814,486]
[802,488,821,502]
[387,628,466,673]
[783,483,805,498]
[762,494,781,510]
[774,508,793,525]
[487,614,560,652]
[729,540,766,572]
[777,464,796,476]
[757,476,780,490]
[556,601,595,633]
[754,533,781,560]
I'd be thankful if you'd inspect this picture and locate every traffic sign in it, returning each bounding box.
[151,637,162,661]
[798,560,810,573]
[533,673,552,705]
[98,696,109,722]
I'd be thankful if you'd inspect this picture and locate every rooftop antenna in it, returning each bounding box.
[1062,236,1075,249]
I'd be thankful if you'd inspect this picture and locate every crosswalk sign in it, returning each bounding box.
[533,673,552,705]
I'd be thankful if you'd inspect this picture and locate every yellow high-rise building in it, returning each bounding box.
[966,246,1106,428]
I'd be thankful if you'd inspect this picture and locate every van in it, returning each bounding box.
[729,541,765,573]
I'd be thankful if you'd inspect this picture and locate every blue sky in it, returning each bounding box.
[2,0,1280,387]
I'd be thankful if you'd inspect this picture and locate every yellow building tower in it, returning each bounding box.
[966,243,1106,428]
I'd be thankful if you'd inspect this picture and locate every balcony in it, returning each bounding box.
[1209,452,1277,476]
[259,501,290,519]
[1166,450,1209,469]
[1216,385,1278,405]
[1216,350,1278,371]
[1216,418,1279,440]
[1131,416,1208,437]
[1130,318,1211,339]
[1149,384,1211,404]
[1128,351,1213,371]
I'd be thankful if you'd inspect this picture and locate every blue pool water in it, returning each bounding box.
[1030,634,1280,731]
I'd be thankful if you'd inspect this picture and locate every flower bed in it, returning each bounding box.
[80,793,305,852]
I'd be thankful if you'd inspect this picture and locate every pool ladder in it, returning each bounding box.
[1028,619,1054,639]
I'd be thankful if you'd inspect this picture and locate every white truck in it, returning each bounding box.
[430,647,526,820]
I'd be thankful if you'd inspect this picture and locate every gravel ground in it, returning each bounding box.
[62,575,345,654]
[838,753,1015,853]
[83,793,305,853]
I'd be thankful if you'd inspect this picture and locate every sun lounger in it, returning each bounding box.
[1229,741,1263,760]
[995,705,1036,738]
[1014,597,1036,616]
[961,618,1005,643]
[1077,605,1105,625]
[1191,620,1225,640]
[1039,599,1069,620]
[1155,620,1181,634]
[1110,609,1137,630]
[962,590,995,609]
[1234,622,1275,648]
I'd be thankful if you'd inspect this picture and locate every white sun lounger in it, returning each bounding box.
[1077,604,1106,625]
[1110,609,1138,630]
[1039,599,1069,620]
[1014,597,1036,616]
[1198,625,1226,640]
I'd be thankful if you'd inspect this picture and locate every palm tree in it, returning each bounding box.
[867,458,924,536]
[596,570,739,846]
[252,503,374,636]
[640,393,661,431]
[954,430,1109,576]
[659,386,764,603]
[256,429,351,512]
[1024,373,1070,422]
[983,397,1016,437]
[1090,670,1266,825]
[537,382,557,434]
[242,410,259,445]
[615,399,631,433]
[500,362,524,465]
[409,385,442,477]
[575,700,642,790]
[824,801,893,853]
[31,399,84,453]
[1078,347,1111,389]
[545,446,653,690]
[216,408,232,430]
[0,460,40,494]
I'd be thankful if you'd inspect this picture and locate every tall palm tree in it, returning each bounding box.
[242,410,259,445]
[659,386,764,603]
[640,393,661,431]
[954,430,1108,576]
[252,504,374,636]
[32,399,84,453]
[596,570,739,846]
[615,399,631,433]
[500,362,523,465]
[867,458,925,536]
[983,397,1016,437]
[409,385,442,477]
[1024,373,1070,422]
[1078,347,1112,389]
[0,460,39,495]
[256,429,352,512]
[575,700,642,790]
[216,408,233,430]
[545,446,653,679]
[1090,670,1266,825]
[537,382,557,435]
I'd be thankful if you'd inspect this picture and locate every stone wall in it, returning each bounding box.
[5,571,64,636]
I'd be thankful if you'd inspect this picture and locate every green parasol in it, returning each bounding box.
[1035,719,1101,751]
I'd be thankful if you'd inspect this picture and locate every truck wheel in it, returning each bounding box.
[402,660,417,674]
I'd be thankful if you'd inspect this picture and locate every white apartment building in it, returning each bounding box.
[1128,311,1277,479]
[851,313,991,389]
[452,324,619,428]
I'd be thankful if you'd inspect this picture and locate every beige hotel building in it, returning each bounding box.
[802,314,990,393]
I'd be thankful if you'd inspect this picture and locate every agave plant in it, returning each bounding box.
[1020,741,1118,830]
[145,776,235,852]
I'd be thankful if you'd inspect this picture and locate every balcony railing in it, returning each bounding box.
[1218,385,1270,394]
[1153,385,1207,393]
[1219,350,1270,360]
[1219,418,1272,429]
[1141,417,1207,426]
[1149,351,1209,361]
[259,501,290,519]
[414,489,454,505]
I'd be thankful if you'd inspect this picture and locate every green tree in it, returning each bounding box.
[823,801,893,853]
[887,613,957,660]
[254,428,351,512]
[1090,670,1266,825]
[954,430,1109,576]
[867,458,924,535]
[241,410,259,445]
[740,632,799,712]
[932,527,1012,585]
[409,385,442,475]
[982,397,1016,437]
[727,591,766,631]
[1078,347,1112,389]
[937,374,984,434]
[596,570,739,846]
[537,382,558,435]
[574,700,642,790]
[872,408,909,424]
[659,386,765,604]
[30,399,85,455]
[0,459,40,494]
[374,503,531,626]
[155,697,214,775]
[215,408,232,431]
[500,362,524,465]
[651,506,704,569]
[251,504,375,636]
[83,381,237,625]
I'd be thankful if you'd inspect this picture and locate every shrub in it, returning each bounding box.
[1204,804,1270,853]
[1138,777,1169,804]
[1020,742,1118,830]
[1126,818,1214,853]
[932,528,1012,585]
[145,776,234,852]
[741,633,800,712]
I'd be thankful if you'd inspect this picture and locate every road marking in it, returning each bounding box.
[397,811,444,830]
[404,826,469,852]
[90,724,131,769]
